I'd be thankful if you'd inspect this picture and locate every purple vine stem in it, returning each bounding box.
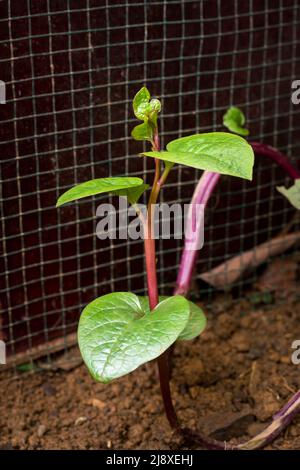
[237,390,300,450]
[174,171,220,296]
[173,142,300,450]
[251,142,300,180]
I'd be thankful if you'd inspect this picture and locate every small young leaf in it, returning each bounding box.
[277,179,300,210]
[149,98,161,113]
[143,132,254,180]
[78,293,190,382]
[177,301,206,341]
[138,296,207,341]
[132,86,161,137]
[133,87,151,120]
[132,87,162,123]
[56,177,145,207]
[223,107,249,136]
[131,122,153,141]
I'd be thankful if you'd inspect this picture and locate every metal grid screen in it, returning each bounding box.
[0,0,300,362]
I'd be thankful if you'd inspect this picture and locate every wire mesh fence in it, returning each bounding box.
[0,0,299,368]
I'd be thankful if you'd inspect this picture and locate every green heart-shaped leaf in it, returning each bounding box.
[277,179,300,210]
[56,177,145,207]
[223,107,249,136]
[143,132,254,180]
[78,293,190,382]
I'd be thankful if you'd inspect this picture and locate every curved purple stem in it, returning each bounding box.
[174,171,220,296]
[237,390,300,450]
[173,142,300,450]
[251,142,300,179]
[182,389,300,450]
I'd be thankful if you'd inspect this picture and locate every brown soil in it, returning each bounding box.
[1,256,300,450]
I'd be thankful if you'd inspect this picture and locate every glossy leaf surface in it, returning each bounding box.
[56,177,145,207]
[78,293,190,382]
[143,132,254,180]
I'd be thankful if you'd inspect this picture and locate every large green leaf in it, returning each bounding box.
[56,177,145,207]
[277,179,300,210]
[78,293,190,382]
[143,132,254,180]
[223,107,249,136]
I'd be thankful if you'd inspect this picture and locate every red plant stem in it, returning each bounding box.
[144,131,179,429]
[157,352,180,429]
[144,134,161,310]
[144,237,159,310]
[145,165,172,309]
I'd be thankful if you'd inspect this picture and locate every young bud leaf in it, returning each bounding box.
[133,86,151,120]
[223,106,249,136]
[149,98,161,113]
[132,86,161,138]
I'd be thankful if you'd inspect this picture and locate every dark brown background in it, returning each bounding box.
[0,0,299,357]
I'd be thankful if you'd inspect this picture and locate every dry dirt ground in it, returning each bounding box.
[1,256,300,450]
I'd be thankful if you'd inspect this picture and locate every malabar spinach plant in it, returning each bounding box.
[56,88,254,446]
